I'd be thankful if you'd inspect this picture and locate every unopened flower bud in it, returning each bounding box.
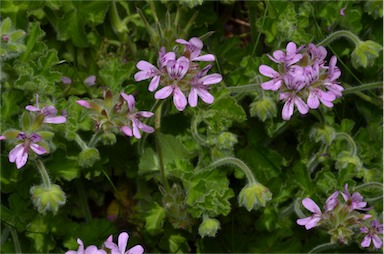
[351,40,382,69]
[250,96,277,121]
[30,184,66,214]
[101,132,117,145]
[198,216,221,238]
[238,183,272,211]
[78,147,100,168]
[2,34,9,42]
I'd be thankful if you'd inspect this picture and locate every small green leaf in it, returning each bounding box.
[145,203,166,235]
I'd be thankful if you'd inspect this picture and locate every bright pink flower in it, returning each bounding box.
[188,65,221,107]
[297,198,323,230]
[9,132,47,169]
[104,232,144,254]
[120,93,154,139]
[25,94,66,124]
[360,220,383,249]
[176,37,215,62]
[65,238,107,254]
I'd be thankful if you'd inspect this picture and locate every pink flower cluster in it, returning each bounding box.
[66,232,144,254]
[297,184,383,249]
[259,42,343,120]
[134,37,222,111]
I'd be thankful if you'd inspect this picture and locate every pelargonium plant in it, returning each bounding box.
[134,37,222,111]
[259,42,343,120]
[297,184,383,249]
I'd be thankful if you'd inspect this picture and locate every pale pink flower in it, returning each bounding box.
[324,191,339,212]
[307,88,336,109]
[25,94,66,124]
[120,93,154,139]
[135,48,175,92]
[324,56,343,97]
[9,132,47,169]
[360,220,383,249]
[176,37,215,62]
[84,75,96,86]
[297,198,323,230]
[259,65,283,91]
[188,64,221,107]
[104,232,144,254]
[340,183,369,211]
[267,42,303,67]
[66,238,107,254]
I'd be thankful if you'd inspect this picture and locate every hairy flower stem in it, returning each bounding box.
[335,132,358,156]
[317,30,361,47]
[35,159,51,189]
[10,227,21,253]
[355,182,383,202]
[308,242,339,253]
[207,157,257,185]
[155,102,171,193]
[88,131,102,147]
[227,83,261,94]
[74,133,88,150]
[343,81,383,94]
[191,115,208,147]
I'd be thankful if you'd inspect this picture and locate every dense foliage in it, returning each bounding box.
[1,0,383,253]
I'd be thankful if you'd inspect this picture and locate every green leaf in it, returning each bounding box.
[145,202,166,235]
[292,162,312,193]
[138,147,160,175]
[45,151,82,181]
[0,17,12,35]
[26,215,56,253]
[168,234,190,253]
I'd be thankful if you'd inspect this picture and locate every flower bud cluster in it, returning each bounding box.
[134,37,222,111]
[76,90,154,140]
[259,42,344,120]
[297,184,383,249]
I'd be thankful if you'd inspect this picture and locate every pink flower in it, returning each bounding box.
[154,56,190,111]
[296,198,323,230]
[324,56,343,97]
[307,88,336,109]
[25,94,66,124]
[176,37,215,62]
[134,48,175,92]
[360,220,383,249]
[258,65,283,91]
[267,42,303,67]
[340,183,369,211]
[84,75,96,86]
[104,232,144,254]
[188,65,221,107]
[9,132,47,169]
[120,93,154,139]
[66,238,107,254]
[324,191,339,212]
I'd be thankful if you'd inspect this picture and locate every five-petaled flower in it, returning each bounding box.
[120,93,155,139]
[104,232,144,254]
[360,220,383,249]
[65,238,106,254]
[26,94,66,124]
[9,132,47,169]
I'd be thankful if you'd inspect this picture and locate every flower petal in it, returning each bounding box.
[259,65,278,78]
[173,86,187,111]
[196,88,214,104]
[361,235,372,248]
[118,232,129,254]
[188,88,198,107]
[155,86,174,100]
[44,116,67,124]
[30,143,47,155]
[199,73,222,85]
[193,54,215,62]
[372,234,383,249]
[302,198,321,214]
[121,126,133,137]
[121,93,135,112]
[9,144,24,163]
[294,97,309,115]
[128,245,144,254]
[148,75,161,92]
[282,99,294,121]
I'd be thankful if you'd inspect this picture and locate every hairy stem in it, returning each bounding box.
[343,81,383,94]
[74,133,89,150]
[227,83,261,94]
[317,30,361,47]
[10,227,21,253]
[207,157,257,185]
[155,102,171,193]
[335,132,357,156]
[88,131,102,147]
[309,242,339,253]
[191,115,208,147]
[35,159,51,189]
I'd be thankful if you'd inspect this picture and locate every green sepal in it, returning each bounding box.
[0,17,12,35]
[32,113,45,131]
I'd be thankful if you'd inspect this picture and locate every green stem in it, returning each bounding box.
[206,157,257,185]
[294,198,306,218]
[308,242,339,254]
[35,159,51,189]
[88,131,103,147]
[354,182,383,202]
[1,227,10,245]
[191,114,208,147]
[10,227,21,253]
[227,83,261,94]
[74,133,89,150]
[317,30,361,47]
[335,132,357,156]
[155,102,171,193]
[343,81,383,94]
[75,179,92,223]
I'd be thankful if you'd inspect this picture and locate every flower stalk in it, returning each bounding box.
[317,30,361,47]
[35,159,51,189]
